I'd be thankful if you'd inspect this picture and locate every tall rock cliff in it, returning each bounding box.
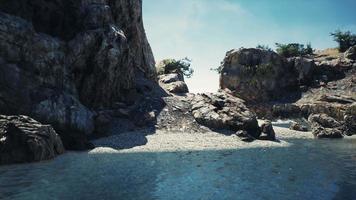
[0,0,156,149]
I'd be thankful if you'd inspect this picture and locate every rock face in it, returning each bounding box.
[219,48,299,102]
[191,91,260,138]
[0,115,65,165]
[0,0,155,149]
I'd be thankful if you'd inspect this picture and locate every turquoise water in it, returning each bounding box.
[0,138,356,200]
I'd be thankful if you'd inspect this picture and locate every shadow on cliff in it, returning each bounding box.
[91,74,169,150]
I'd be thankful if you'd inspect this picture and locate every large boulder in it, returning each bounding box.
[260,120,276,140]
[158,73,189,94]
[0,0,156,149]
[0,115,65,165]
[308,114,344,138]
[219,48,298,102]
[191,91,260,137]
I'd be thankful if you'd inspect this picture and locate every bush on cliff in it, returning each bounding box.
[256,44,273,51]
[275,43,313,57]
[330,30,356,52]
[156,58,194,78]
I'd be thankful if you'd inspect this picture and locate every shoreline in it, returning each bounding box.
[90,126,316,154]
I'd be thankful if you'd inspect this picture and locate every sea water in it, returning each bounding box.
[0,138,355,200]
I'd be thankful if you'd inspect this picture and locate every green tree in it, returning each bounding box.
[275,43,313,57]
[157,57,194,78]
[256,44,272,51]
[330,30,356,52]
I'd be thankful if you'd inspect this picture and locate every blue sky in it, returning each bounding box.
[143,0,356,92]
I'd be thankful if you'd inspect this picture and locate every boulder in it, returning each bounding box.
[289,122,308,132]
[260,120,276,140]
[191,91,260,137]
[219,48,298,102]
[159,73,183,84]
[0,115,65,165]
[344,115,356,136]
[165,81,189,94]
[344,45,356,60]
[308,114,344,138]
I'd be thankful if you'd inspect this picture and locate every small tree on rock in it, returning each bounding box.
[156,57,194,78]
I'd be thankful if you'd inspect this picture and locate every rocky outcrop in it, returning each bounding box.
[158,73,189,94]
[190,91,260,138]
[0,115,65,165]
[308,114,344,138]
[345,45,356,60]
[0,0,155,149]
[219,48,299,103]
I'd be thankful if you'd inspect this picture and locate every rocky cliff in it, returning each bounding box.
[219,47,356,137]
[0,0,156,149]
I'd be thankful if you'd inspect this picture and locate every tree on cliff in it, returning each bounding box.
[157,58,194,78]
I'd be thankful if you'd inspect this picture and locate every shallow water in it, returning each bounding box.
[0,138,356,200]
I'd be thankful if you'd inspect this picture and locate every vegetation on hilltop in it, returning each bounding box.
[275,43,313,57]
[330,30,356,52]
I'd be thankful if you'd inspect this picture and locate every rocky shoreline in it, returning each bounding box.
[0,0,355,165]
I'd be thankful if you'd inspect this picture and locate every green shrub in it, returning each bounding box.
[330,30,356,52]
[156,57,194,78]
[275,43,313,57]
[256,44,272,51]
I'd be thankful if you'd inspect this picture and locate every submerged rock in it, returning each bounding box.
[0,115,65,165]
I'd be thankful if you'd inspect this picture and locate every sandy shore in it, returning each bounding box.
[91,125,314,154]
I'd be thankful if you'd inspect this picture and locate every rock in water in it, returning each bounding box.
[260,120,276,140]
[0,115,65,165]
[191,91,260,137]
[290,122,308,132]
[308,114,344,138]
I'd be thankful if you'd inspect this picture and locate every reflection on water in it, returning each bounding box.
[0,138,356,200]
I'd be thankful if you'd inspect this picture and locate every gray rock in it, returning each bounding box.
[191,91,260,137]
[288,57,315,85]
[260,120,276,140]
[159,73,183,84]
[165,81,189,94]
[344,45,356,60]
[0,0,156,150]
[308,114,344,138]
[0,115,65,165]
[289,122,308,132]
[219,48,298,102]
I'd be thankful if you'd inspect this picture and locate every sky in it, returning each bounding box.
[143,0,356,93]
